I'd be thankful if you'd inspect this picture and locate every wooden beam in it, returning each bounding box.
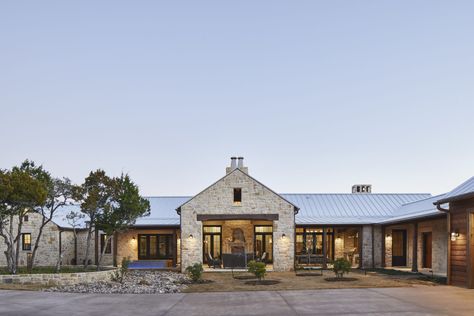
[412,222,418,272]
[196,214,279,221]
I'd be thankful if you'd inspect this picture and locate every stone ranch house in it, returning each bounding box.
[2,158,474,288]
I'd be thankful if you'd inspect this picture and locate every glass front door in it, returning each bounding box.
[254,226,273,263]
[203,226,222,263]
[138,234,173,259]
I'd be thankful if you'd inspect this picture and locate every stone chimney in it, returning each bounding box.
[226,157,249,174]
[352,184,372,194]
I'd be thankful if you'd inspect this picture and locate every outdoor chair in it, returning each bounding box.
[206,253,221,268]
[256,252,267,265]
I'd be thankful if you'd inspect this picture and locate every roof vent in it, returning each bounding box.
[352,184,372,194]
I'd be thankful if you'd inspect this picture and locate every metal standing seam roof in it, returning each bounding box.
[50,193,437,228]
[435,176,474,204]
[282,193,432,225]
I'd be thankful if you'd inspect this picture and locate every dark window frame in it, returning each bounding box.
[202,225,222,263]
[138,234,173,260]
[22,233,32,251]
[254,225,273,263]
[233,188,242,204]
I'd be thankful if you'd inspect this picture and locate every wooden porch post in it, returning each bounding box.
[322,228,327,268]
[412,222,418,272]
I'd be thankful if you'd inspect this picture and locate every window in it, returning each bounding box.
[233,188,242,205]
[100,234,112,254]
[23,215,29,222]
[22,233,31,251]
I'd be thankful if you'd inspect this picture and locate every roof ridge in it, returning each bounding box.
[280,193,431,195]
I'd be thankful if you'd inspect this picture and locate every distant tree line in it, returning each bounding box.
[0,160,150,274]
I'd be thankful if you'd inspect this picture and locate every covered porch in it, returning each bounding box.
[295,226,362,269]
[200,217,275,270]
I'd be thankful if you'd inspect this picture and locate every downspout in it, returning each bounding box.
[436,203,449,212]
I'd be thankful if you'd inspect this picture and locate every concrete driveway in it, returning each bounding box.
[1,286,473,316]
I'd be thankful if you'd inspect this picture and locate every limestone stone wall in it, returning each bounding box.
[0,268,116,286]
[0,212,66,267]
[180,169,295,272]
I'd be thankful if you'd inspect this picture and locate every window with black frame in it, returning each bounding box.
[295,227,334,260]
[22,233,31,251]
[138,234,173,259]
[203,226,222,263]
[254,225,273,262]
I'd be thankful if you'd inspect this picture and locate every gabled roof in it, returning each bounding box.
[435,176,474,204]
[175,168,299,213]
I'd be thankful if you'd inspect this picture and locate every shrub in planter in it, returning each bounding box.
[247,260,266,282]
[333,258,351,278]
[185,263,204,282]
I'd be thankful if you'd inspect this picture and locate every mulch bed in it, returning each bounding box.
[324,277,358,282]
[244,280,280,286]
[233,275,256,280]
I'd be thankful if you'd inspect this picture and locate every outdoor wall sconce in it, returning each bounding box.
[188,234,194,239]
[281,233,287,239]
[132,236,136,240]
[451,230,460,241]
[386,233,391,238]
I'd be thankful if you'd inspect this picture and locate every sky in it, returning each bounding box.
[1,1,473,196]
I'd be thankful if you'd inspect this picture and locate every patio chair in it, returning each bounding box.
[206,253,221,268]
[256,252,267,265]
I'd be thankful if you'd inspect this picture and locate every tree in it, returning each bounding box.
[96,173,150,270]
[65,210,86,266]
[75,170,113,269]
[28,175,77,272]
[0,161,48,274]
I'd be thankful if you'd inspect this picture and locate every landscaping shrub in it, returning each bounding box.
[333,258,351,278]
[111,257,130,283]
[247,260,266,281]
[185,263,204,282]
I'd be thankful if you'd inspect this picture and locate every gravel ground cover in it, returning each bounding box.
[45,270,190,294]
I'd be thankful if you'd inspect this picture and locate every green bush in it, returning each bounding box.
[247,260,266,281]
[333,258,351,278]
[185,263,203,282]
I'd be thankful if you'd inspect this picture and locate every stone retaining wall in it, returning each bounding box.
[0,269,117,286]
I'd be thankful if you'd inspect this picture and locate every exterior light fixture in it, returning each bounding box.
[132,236,136,240]
[451,230,460,241]
[282,233,287,239]
[386,233,391,238]
[189,234,194,239]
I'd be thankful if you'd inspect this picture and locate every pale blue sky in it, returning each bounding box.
[1,1,473,196]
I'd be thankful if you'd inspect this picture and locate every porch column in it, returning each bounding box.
[322,228,327,268]
[412,222,418,272]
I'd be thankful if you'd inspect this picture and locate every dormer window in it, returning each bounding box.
[233,188,242,205]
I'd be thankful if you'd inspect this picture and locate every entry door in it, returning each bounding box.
[422,232,432,269]
[392,230,407,266]
[203,234,221,263]
[255,234,273,262]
